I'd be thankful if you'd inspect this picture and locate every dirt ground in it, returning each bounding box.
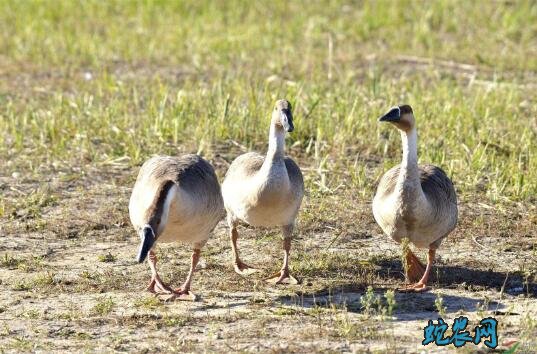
[1,150,536,353]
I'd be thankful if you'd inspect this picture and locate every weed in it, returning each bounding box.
[18,256,45,272]
[435,293,447,317]
[6,337,35,351]
[0,254,46,273]
[91,297,115,316]
[0,0,536,352]
[384,290,396,317]
[273,307,300,316]
[98,252,117,263]
[476,296,490,318]
[8,187,57,220]
[361,286,378,317]
[163,314,190,327]
[134,296,162,310]
[32,272,56,287]
[12,280,31,291]
[518,312,537,351]
[0,254,23,269]
[22,309,41,319]
[360,286,396,319]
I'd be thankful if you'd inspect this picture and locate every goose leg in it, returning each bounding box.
[229,220,258,275]
[266,225,299,285]
[161,248,200,301]
[405,248,426,283]
[399,249,435,293]
[146,250,174,294]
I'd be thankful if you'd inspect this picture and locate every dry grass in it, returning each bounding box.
[1,0,537,352]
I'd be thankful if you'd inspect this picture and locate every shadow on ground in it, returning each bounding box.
[375,259,537,297]
[277,285,503,321]
[274,258,537,322]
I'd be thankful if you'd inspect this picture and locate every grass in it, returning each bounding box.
[134,296,163,310]
[435,292,447,317]
[97,252,117,263]
[0,254,46,272]
[91,296,115,316]
[1,1,536,352]
[0,0,536,203]
[10,271,55,291]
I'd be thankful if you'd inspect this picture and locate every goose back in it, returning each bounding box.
[129,154,224,247]
[373,163,457,248]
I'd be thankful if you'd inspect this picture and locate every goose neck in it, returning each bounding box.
[399,128,420,182]
[265,123,286,162]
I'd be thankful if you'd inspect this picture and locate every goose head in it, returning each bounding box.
[272,99,294,132]
[379,105,415,132]
[136,225,155,263]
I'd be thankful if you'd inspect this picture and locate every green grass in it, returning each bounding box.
[0,0,535,204]
[98,252,117,263]
[91,296,116,316]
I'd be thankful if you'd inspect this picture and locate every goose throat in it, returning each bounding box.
[266,123,286,162]
[399,128,419,182]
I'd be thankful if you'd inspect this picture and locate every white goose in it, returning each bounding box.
[129,154,224,300]
[222,99,304,284]
[373,105,458,292]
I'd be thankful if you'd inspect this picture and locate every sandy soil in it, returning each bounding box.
[1,158,536,353]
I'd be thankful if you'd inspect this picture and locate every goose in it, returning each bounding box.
[221,99,304,284]
[372,105,458,292]
[129,154,224,300]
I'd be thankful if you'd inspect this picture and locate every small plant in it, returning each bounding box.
[12,280,31,291]
[335,309,356,339]
[1,254,23,269]
[163,314,189,327]
[360,287,397,319]
[11,337,33,351]
[476,296,490,318]
[0,254,45,272]
[517,313,537,352]
[32,272,56,287]
[75,332,92,340]
[10,187,57,220]
[22,309,40,319]
[18,256,45,272]
[361,286,378,316]
[435,293,447,317]
[384,289,396,317]
[1,323,10,336]
[92,297,115,316]
[98,252,117,263]
[79,270,99,280]
[134,296,162,310]
[273,307,298,316]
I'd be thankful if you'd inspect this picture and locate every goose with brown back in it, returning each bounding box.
[373,105,458,292]
[222,99,304,284]
[129,154,224,300]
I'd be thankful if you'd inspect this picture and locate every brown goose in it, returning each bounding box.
[221,99,304,284]
[372,105,458,292]
[129,154,224,300]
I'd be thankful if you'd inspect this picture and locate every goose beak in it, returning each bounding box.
[136,226,155,263]
[379,107,401,122]
[280,110,294,132]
